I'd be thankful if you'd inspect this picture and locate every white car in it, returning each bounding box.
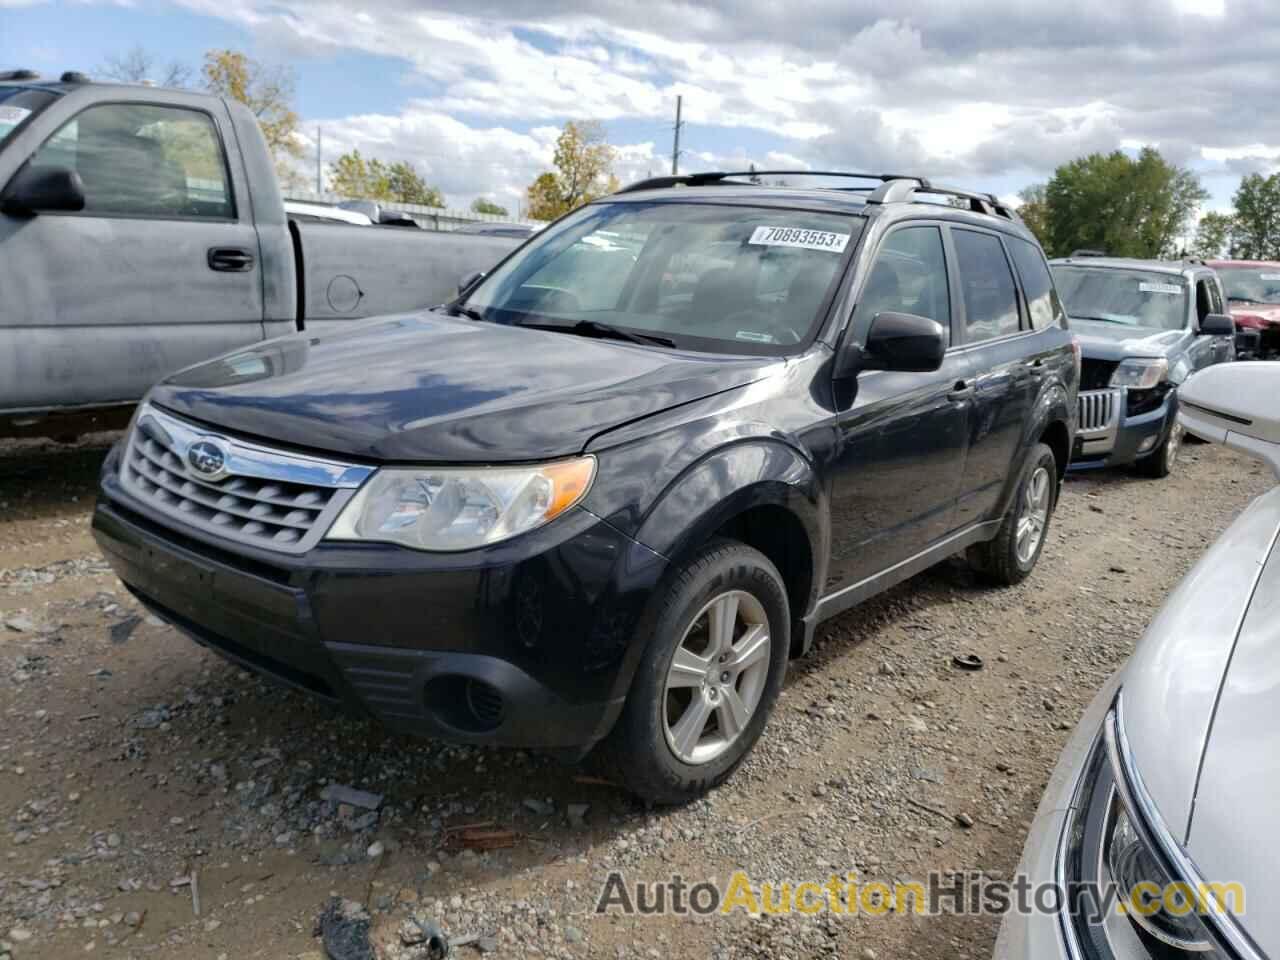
[996,361,1280,960]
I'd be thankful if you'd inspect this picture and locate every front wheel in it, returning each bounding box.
[600,540,790,804]
[968,442,1058,586]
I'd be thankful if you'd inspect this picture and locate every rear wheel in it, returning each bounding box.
[1136,420,1182,478]
[968,442,1057,586]
[600,540,789,804]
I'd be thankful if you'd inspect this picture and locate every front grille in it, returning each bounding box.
[1080,358,1119,391]
[120,404,373,554]
[1078,389,1121,433]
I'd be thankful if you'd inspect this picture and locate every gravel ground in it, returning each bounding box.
[0,431,1272,960]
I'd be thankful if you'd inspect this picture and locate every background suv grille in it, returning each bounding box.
[120,405,373,554]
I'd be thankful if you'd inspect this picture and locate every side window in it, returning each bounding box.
[952,229,1020,343]
[29,103,233,219]
[1195,279,1213,323]
[858,225,951,339]
[1206,276,1225,315]
[1007,237,1063,330]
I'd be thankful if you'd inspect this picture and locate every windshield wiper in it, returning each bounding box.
[520,319,676,348]
[449,304,486,322]
[1228,296,1262,305]
[1071,315,1131,325]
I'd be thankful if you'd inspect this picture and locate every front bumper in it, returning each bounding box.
[92,445,667,753]
[993,671,1125,959]
[1069,388,1175,470]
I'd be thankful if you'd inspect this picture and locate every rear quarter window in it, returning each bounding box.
[1007,237,1065,330]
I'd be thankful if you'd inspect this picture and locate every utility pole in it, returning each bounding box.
[671,95,683,176]
[315,126,322,196]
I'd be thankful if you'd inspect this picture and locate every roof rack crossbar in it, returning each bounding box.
[617,169,930,195]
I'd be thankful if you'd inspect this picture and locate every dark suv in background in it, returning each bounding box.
[1050,255,1235,478]
[93,171,1077,802]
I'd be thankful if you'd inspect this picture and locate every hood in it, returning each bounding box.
[1121,486,1280,954]
[1184,531,1280,955]
[1069,317,1184,360]
[1228,302,1280,329]
[150,312,773,462]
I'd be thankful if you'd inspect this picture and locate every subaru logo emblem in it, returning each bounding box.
[187,439,229,480]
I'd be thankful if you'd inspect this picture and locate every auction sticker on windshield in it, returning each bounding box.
[0,105,30,135]
[749,225,850,252]
[1138,281,1182,295]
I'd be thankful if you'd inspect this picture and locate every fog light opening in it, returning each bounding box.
[424,675,505,733]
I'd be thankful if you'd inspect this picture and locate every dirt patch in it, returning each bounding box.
[0,432,1272,959]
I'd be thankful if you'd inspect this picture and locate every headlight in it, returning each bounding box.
[1056,699,1255,958]
[326,456,595,551]
[1110,358,1169,390]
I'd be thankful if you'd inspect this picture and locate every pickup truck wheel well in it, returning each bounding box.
[1039,420,1070,481]
[713,505,813,658]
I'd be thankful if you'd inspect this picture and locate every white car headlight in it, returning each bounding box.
[326,456,595,551]
[1110,358,1169,390]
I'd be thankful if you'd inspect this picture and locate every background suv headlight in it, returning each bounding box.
[1110,358,1169,390]
[1057,698,1248,959]
[326,456,595,551]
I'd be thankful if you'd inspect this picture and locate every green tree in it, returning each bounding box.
[329,150,443,205]
[1229,173,1280,260]
[386,161,444,206]
[471,197,509,216]
[1192,211,1233,259]
[525,121,617,220]
[1042,148,1207,258]
[202,50,301,176]
[1016,183,1051,249]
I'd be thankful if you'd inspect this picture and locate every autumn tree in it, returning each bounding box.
[1015,183,1051,250]
[525,121,618,220]
[97,45,191,87]
[329,150,444,206]
[202,50,302,176]
[471,197,509,216]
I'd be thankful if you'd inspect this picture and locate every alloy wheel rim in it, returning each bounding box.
[1016,466,1051,565]
[1165,423,1182,471]
[662,590,771,765]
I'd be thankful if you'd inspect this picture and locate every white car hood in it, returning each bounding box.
[1185,539,1280,954]
[1122,486,1280,954]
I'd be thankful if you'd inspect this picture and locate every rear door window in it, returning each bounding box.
[28,102,234,219]
[952,229,1021,343]
[1007,237,1063,330]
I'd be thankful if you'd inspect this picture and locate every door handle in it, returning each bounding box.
[947,380,975,401]
[207,246,255,272]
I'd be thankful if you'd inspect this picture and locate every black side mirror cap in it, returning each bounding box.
[1199,313,1235,336]
[840,311,947,376]
[1,164,86,217]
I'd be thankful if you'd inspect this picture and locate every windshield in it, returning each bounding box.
[0,88,58,146]
[1051,266,1188,331]
[1215,265,1280,305]
[460,200,862,355]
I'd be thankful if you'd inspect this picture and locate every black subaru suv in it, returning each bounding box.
[93,171,1077,803]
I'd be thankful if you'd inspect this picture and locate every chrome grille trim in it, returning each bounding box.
[119,404,374,554]
[1077,389,1122,435]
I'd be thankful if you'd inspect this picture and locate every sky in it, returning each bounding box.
[2,0,1278,217]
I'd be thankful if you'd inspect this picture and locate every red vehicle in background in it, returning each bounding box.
[1208,260,1280,357]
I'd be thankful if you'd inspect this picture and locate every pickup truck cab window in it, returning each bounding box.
[952,228,1022,342]
[461,200,864,356]
[30,102,233,219]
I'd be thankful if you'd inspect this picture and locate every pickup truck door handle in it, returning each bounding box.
[207,246,255,272]
[947,380,975,401]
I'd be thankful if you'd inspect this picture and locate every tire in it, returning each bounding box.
[599,539,790,804]
[1136,419,1182,478]
[967,442,1058,586]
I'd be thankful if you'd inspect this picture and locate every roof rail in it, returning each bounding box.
[615,169,1024,225]
[1069,249,1108,258]
[617,170,930,195]
[0,69,40,82]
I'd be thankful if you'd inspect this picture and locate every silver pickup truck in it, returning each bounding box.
[0,72,521,438]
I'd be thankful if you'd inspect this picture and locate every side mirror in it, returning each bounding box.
[842,311,946,375]
[1,165,86,217]
[1199,313,1235,336]
[457,270,485,296]
[1179,363,1280,478]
